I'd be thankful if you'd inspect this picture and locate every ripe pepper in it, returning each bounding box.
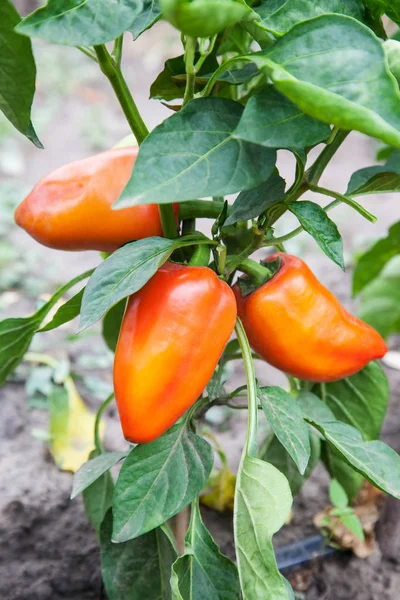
[114,262,237,443]
[14,146,178,252]
[233,253,387,382]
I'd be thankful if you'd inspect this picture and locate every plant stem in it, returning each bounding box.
[179,199,227,220]
[94,45,148,145]
[77,46,98,62]
[195,35,218,71]
[237,258,272,283]
[235,318,258,456]
[94,393,114,454]
[307,130,349,185]
[183,37,197,106]
[94,44,177,238]
[309,184,377,222]
[159,204,179,239]
[112,35,124,68]
[201,55,247,97]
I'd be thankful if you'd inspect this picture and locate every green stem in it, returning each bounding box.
[94,44,148,145]
[112,35,124,68]
[308,184,377,222]
[94,393,114,454]
[235,319,258,456]
[200,55,248,97]
[94,45,178,237]
[307,130,349,185]
[179,199,227,220]
[195,35,217,71]
[183,37,197,106]
[77,46,98,62]
[237,258,272,283]
[159,204,179,239]
[225,229,265,276]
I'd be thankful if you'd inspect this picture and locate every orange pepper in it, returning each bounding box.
[233,253,387,382]
[114,262,237,443]
[14,146,178,252]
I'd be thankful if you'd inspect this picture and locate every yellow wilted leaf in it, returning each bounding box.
[201,465,236,513]
[49,378,102,473]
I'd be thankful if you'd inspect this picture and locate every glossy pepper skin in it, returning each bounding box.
[233,253,387,382]
[14,146,178,252]
[114,262,237,443]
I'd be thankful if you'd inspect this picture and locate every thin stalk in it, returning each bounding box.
[195,35,218,71]
[77,46,98,62]
[159,205,179,239]
[94,45,177,238]
[200,55,247,97]
[235,319,258,456]
[225,229,265,276]
[307,130,349,185]
[94,393,114,453]
[94,44,148,144]
[237,258,272,283]
[179,199,227,220]
[183,37,197,106]
[112,35,124,68]
[309,184,377,222]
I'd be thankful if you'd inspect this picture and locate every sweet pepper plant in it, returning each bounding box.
[2,0,400,598]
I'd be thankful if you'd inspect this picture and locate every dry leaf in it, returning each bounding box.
[314,482,384,558]
[50,378,102,473]
[201,465,236,513]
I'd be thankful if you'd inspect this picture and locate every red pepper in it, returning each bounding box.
[15,146,179,252]
[233,253,387,382]
[114,262,237,443]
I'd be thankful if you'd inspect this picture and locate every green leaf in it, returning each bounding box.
[171,502,240,600]
[300,394,400,499]
[16,0,143,46]
[340,512,365,540]
[224,173,286,226]
[313,362,389,441]
[252,0,365,37]
[150,53,219,101]
[0,0,41,147]
[353,221,400,294]
[71,451,127,499]
[347,152,400,196]
[358,272,400,338]
[246,15,400,148]
[102,300,127,352]
[288,200,344,269]
[112,422,213,542]
[80,237,174,330]
[129,0,161,39]
[40,288,84,332]
[234,454,293,599]
[116,98,276,208]
[0,270,93,385]
[0,316,40,385]
[83,468,115,536]
[329,479,349,508]
[101,510,176,600]
[160,0,252,37]
[234,86,330,149]
[258,385,311,474]
[261,431,321,496]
